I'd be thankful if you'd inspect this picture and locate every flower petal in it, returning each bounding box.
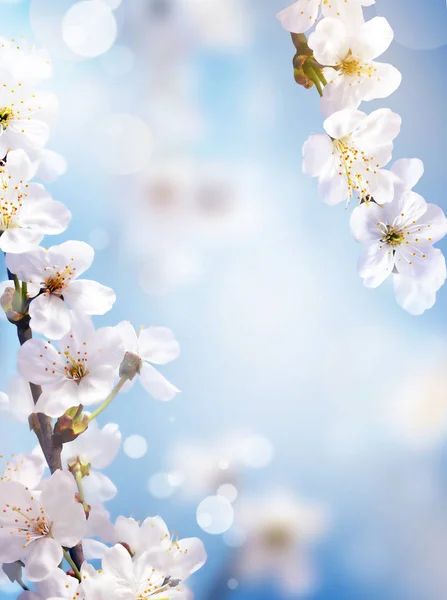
[24,538,62,582]
[276,0,319,34]
[140,362,179,401]
[64,279,116,315]
[29,293,71,340]
[308,18,349,67]
[138,326,180,365]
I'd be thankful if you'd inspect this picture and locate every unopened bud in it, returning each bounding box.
[119,351,143,380]
[66,570,77,579]
[1,287,23,323]
[53,405,89,444]
[294,67,314,89]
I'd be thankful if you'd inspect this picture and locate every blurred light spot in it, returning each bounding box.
[148,472,175,498]
[374,0,447,50]
[223,526,246,548]
[197,495,234,534]
[217,483,238,504]
[95,114,152,175]
[95,0,121,9]
[168,416,176,423]
[101,44,135,76]
[62,1,117,58]
[218,459,230,470]
[123,435,148,459]
[227,579,238,590]
[89,228,110,251]
[167,471,184,487]
[30,0,78,61]
[239,434,274,469]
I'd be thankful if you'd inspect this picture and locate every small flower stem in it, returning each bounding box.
[75,468,85,503]
[63,548,81,582]
[87,376,129,423]
[17,577,29,592]
[306,64,324,97]
[13,274,20,293]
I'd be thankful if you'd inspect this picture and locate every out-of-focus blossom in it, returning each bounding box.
[308,17,401,115]
[234,492,328,595]
[0,452,45,489]
[303,108,401,205]
[0,375,35,422]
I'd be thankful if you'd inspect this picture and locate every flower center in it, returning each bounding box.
[262,524,294,550]
[333,138,377,200]
[381,225,405,247]
[0,106,14,130]
[340,52,375,78]
[44,265,76,294]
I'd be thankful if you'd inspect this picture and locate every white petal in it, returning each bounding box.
[352,108,401,161]
[420,203,447,244]
[83,538,109,560]
[47,240,94,278]
[276,0,319,34]
[34,382,80,418]
[24,538,62,582]
[6,246,47,283]
[115,321,139,354]
[101,544,134,586]
[0,228,43,253]
[18,339,65,386]
[50,502,86,548]
[358,243,394,287]
[359,62,402,102]
[323,108,366,140]
[302,133,334,177]
[5,149,36,181]
[140,362,179,402]
[317,162,349,205]
[19,194,71,235]
[63,279,115,315]
[83,470,117,503]
[29,293,71,339]
[350,17,394,61]
[138,326,180,365]
[391,158,424,192]
[350,202,385,243]
[77,366,117,406]
[308,18,349,66]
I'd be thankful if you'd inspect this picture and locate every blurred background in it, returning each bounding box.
[2,0,447,598]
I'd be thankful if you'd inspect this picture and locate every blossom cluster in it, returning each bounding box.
[0,38,206,598]
[277,0,447,315]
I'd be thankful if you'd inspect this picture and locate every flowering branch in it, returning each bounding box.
[277,0,447,314]
[0,35,206,599]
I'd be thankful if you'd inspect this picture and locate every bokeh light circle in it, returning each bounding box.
[95,114,153,175]
[123,435,148,459]
[374,0,447,50]
[217,483,238,503]
[148,472,175,498]
[62,1,117,58]
[197,495,234,534]
[223,526,246,548]
[239,434,274,469]
[227,579,238,590]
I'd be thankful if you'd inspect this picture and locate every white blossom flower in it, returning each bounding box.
[82,544,195,600]
[18,317,125,418]
[350,160,447,291]
[0,470,86,581]
[17,568,82,600]
[0,37,52,85]
[6,240,115,338]
[0,453,45,490]
[84,514,206,580]
[235,492,327,595]
[303,107,401,205]
[61,420,122,503]
[0,83,57,156]
[277,0,374,34]
[0,375,35,423]
[308,17,401,115]
[117,321,180,401]
[0,149,71,253]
